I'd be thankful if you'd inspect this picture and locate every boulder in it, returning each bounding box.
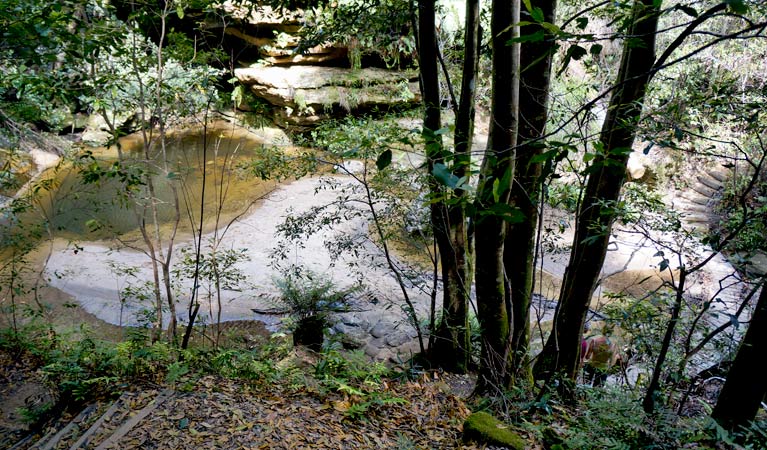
[627,152,646,180]
[236,66,417,90]
[82,111,137,147]
[261,47,348,66]
[29,149,61,173]
[223,27,347,66]
[370,319,397,339]
[462,411,526,450]
[385,331,411,347]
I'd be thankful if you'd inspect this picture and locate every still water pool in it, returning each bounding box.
[32,121,277,241]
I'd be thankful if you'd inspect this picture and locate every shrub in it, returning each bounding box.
[272,266,358,351]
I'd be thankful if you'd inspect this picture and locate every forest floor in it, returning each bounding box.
[0,345,524,450]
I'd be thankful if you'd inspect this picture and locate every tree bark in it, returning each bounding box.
[643,268,686,412]
[533,0,661,384]
[474,0,519,393]
[430,0,479,373]
[712,282,767,430]
[505,0,557,383]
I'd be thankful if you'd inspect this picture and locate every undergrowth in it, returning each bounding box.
[472,383,767,450]
[0,320,410,422]
[4,321,765,447]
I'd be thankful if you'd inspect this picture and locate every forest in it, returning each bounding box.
[1,0,766,448]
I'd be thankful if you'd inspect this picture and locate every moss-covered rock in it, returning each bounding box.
[462,411,526,449]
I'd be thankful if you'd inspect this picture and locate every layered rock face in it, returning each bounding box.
[235,66,420,128]
[214,1,419,128]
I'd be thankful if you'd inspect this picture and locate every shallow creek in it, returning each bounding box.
[30,120,276,241]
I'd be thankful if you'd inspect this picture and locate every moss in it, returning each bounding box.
[463,411,526,449]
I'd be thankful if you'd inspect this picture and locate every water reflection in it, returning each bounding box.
[35,121,275,241]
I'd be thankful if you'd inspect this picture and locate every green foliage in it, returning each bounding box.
[296,0,416,69]
[17,401,54,425]
[518,387,718,450]
[202,346,283,381]
[0,321,55,360]
[41,337,121,401]
[0,0,119,131]
[713,160,767,253]
[619,182,682,233]
[175,243,250,292]
[313,343,404,420]
[165,31,228,66]
[306,114,418,159]
[546,181,580,212]
[82,30,223,132]
[315,345,388,384]
[272,266,357,322]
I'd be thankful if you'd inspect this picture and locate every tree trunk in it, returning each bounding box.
[505,0,557,383]
[474,0,519,393]
[643,269,686,412]
[533,0,660,384]
[430,0,479,373]
[712,282,767,430]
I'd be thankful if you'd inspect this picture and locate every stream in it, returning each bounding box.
[4,119,753,368]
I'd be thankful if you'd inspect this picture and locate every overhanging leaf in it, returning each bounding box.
[492,178,501,203]
[432,163,460,189]
[677,4,698,17]
[483,203,526,223]
[530,6,544,23]
[557,44,588,76]
[642,142,653,155]
[530,149,559,164]
[724,0,747,14]
[568,45,588,60]
[508,30,545,44]
[376,149,392,171]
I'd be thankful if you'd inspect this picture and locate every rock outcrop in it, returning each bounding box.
[235,66,420,129]
[209,2,348,67]
[212,2,418,128]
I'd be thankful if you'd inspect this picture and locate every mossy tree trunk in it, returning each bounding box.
[474,0,520,393]
[293,315,326,352]
[504,0,557,384]
[430,0,480,374]
[533,0,660,386]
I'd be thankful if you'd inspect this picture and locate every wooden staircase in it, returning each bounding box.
[12,390,174,450]
[676,165,733,232]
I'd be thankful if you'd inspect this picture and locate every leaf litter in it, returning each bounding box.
[116,373,491,449]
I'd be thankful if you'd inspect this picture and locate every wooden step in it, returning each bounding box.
[7,433,35,450]
[32,404,99,450]
[691,182,718,198]
[684,213,710,223]
[93,390,173,450]
[708,168,732,183]
[68,394,129,449]
[681,193,712,207]
[681,203,710,214]
[696,175,722,191]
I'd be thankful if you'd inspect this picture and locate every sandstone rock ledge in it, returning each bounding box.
[235,65,420,129]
